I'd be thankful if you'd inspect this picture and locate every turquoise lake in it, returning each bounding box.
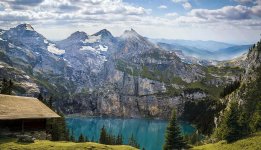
[66,117,195,150]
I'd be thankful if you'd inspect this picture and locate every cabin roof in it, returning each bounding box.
[0,94,60,120]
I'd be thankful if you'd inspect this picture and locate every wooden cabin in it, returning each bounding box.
[0,94,60,134]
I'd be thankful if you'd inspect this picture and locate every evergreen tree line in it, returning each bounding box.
[69,131,90,143]
[68,127,141,149]
[182,98,224,135]
[37,93,70,141]
[0,78,13,95]
[215,65,261,143]
[220,80,240,98]
[214,102,261,143]
[99,125,140,148]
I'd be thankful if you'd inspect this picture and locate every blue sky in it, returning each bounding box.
[0,0,260,44]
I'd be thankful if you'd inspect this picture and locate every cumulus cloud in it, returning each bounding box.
[172,0,192,10]
[195,4,260,21]
[182,2,192,10]
[190,5,252,20]
[0,0,150,27]
[0,0,260,43]
[158,5,167,9]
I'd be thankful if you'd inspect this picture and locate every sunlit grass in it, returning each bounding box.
[0,138,137,150]
[191,132,261,150]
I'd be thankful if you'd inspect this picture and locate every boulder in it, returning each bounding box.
[17,135,35,143]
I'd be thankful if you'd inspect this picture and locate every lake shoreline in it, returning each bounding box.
[65,114,169,121]
[66,117,196,150]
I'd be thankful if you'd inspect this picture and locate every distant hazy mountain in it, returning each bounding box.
[212,45,251,60]
[155,39,251,61]
[157,42,213,59]
[151,39,235,52]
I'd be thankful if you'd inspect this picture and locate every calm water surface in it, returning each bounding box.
[66,117,195,150]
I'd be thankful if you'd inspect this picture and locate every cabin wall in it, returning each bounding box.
[0,119,46,131]
[0,119,51,140]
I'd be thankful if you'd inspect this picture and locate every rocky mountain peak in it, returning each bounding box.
[93,29,113,39]
[14,23,35,31]
[121,28,140,39]
[68,31,88,41]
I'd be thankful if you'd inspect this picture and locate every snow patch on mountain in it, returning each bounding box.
[44,39,48,44]
[80,45,108,53]
[47,43,65,55]
[23,24,34,31]
[80,46,96,52]
[99,45,108,51]
[0,31,5,35]
[8,43,15,48]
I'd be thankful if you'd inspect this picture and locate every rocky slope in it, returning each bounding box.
[214,40,260,130]
[0,24,242,119]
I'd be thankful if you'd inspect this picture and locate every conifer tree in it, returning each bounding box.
[163,109,187,150]
[99,126,107,144]
[78,133,85,142]
[116,134,123,145]
[1,78,13,95]
[128,134,140,149]
[37,93,44,102]
[70,129,75,142]
[223,102,241,143]
[250,102,261,132]
[238,108,250,137]
[7,79,13,95]
[48,96,53,108]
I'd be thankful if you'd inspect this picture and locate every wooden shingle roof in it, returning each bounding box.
[0,94,60,120]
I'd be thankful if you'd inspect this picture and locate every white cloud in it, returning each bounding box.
[165,12,179,18]
[189,5,261,21]
[172,0,187,3]
[182,2,192,10]
[172,0,192,10]
[158,5,167,9]
[0,0,149,27]
[0,0,260,43]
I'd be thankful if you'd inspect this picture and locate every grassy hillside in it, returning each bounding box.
[0,138,137,150]
[191,132,261,150]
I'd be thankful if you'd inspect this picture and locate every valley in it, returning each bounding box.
[0,24,260,150]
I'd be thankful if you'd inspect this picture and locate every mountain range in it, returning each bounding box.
[0,24,248,119]
[153,39,251,60]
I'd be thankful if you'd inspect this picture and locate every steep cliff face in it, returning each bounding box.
[0,24,242,119]
[214,40,261,129]
[56,29,240,118]
[223,41,260,104]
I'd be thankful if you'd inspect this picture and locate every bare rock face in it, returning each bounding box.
[0,24,241,119]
